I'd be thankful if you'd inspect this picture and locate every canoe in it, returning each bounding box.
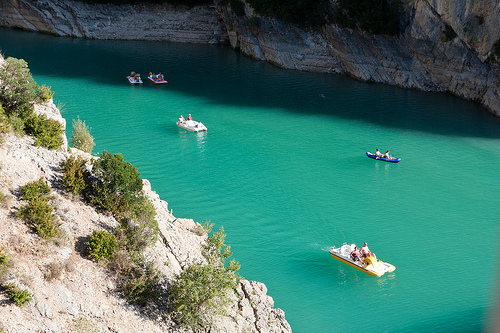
[177,119,207,132]
[329,243,396,277]
[148,75,168,84]
[127,76,143,84]
[366,151,401,163]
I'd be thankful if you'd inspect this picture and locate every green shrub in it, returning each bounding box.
[17,197,60,238]
[70,117,95,154]
[334,0,401,35]
[24,113,64,150]
[0,57,37,119]
[36,84,54,102]
[20,177,51,201]
[86,150,143,214]
[246,0,331,27]
[229,0,245,16]
[86,230,118,262]
[122,254,159,304]
[2,282,33,306]
[9,116,25,136]
[62,156,90,195]
[169,226,240,330]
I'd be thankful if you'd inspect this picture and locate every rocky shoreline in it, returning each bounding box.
[0,54,291,332]
[0,0,499,116]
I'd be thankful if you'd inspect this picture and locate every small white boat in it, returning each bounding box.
[177,119,207,132]
[127,75,143,84]
[329,243,396,277]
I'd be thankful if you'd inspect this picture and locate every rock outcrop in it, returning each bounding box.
[0,0,499,116]
[0,54,290,332]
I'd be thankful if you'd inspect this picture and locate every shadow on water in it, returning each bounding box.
[1,27,500,139]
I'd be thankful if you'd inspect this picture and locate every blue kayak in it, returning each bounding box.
[366,152,401,163]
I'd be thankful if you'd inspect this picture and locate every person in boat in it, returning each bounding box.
[375,149,383,157]
[130,71,136,77]
[360,242,375,258]
[350,246,361,262]
[187,114,193,121]
[178,115,185,123]
[158,72,164,80]
[384,150,391,159]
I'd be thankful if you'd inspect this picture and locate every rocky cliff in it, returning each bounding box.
[0,56,291,332]
[0,0,499,116]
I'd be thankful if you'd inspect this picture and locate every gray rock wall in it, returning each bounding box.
[0,0,499,113]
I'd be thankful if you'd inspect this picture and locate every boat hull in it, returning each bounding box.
[366,152,401,163]
[127,76,143,84]
[148,76,168,84]
[329,244,396,277]
[177,120,207,132]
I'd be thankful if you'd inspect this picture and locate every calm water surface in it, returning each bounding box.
[1,28,500,333]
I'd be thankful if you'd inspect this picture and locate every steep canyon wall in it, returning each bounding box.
[1,0,499,115]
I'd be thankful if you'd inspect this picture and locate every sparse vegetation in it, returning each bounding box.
[24,113,64,149]
[86,150,144,215]
[86,230,118,262]
[61,155,90,195]
[169,226,241,330]
[2,282,33,306]
[334,0,401,35]
[36,84,54,102]
[17,178,60,238]
[71,116,95,154]
[0,56,64,149]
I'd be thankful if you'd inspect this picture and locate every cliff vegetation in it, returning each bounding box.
[0,55,291,333]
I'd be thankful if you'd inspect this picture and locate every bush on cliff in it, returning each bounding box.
[0,57,37,120]
[86,150,144,214]
[61,155,91,195]
[17,178,61,239]
[2,283,33,307]
[334,0,401,35]
[71,116,95,154]
[246,0,331,27]
[169,226,240,330]
[86,230,118,261]
[24,113,64,150]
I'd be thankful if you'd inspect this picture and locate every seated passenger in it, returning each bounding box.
[350,246,361,262]
[187,114,193,121]
[178,115,185,123]
[375,149,383,157]
[360,242,372,258]
[384,150,391,159]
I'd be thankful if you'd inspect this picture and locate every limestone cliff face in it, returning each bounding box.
[0,54,291,333]
[0,0,498,113]
[1,0,499,116]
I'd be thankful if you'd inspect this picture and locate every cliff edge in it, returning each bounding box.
[0,55,291,332]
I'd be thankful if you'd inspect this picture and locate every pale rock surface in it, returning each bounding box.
[0,54,291,332]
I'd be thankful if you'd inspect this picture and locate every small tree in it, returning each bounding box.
[0,57,38,119]
[169,226,241,330]
[61,156,90,195]
[86,150,143,214]
[71,116,95,154]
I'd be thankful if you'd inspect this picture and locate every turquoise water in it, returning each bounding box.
[2,27,500,332]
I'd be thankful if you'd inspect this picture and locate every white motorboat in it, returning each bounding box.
[176,119,207,132]
[329,243,396,277]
